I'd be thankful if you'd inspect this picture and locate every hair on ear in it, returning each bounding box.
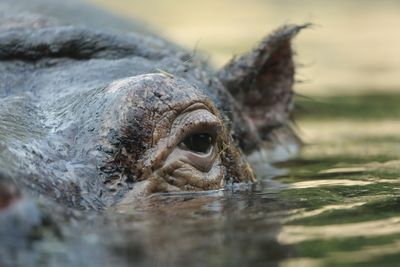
[217,24,310,155]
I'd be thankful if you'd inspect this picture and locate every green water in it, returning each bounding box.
[276,92,400,266]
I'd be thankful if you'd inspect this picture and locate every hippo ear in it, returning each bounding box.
[217,24,308,137]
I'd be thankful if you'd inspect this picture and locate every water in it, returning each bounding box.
[2,93,399,266]
[276,93,400,266]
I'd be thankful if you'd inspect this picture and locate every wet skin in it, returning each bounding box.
[0,0,305,212]
[0,1,309,266]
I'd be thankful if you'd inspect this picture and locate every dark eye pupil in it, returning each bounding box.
[182,133,213,153]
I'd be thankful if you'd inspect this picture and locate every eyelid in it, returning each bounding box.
[169,109,222,147]
[180,123,220,142]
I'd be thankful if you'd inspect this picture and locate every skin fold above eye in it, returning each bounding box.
[168,108,222,150]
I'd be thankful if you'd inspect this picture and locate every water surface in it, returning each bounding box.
[5,93,398,267]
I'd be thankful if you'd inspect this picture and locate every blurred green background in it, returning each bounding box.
[88,0,400,97]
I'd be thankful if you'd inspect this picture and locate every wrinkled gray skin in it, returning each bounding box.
[0,0,305,260]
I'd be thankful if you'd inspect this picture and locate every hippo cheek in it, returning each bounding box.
[113,106,228,200]
[149,144,225,192]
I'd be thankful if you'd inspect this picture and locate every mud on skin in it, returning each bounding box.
[0,0,306,252]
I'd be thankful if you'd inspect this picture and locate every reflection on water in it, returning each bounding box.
[105,189,291,267]
[2,93,400,267]
[289,179,374,189]
[279,216,400,244]
[274,93,400,266]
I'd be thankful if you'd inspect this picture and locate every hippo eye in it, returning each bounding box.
[180,133,215,153]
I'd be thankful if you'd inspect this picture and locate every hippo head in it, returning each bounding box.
[0,21,306,209]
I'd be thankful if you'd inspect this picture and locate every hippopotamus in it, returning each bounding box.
[0,1,309,266]
[0,0,305,215]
